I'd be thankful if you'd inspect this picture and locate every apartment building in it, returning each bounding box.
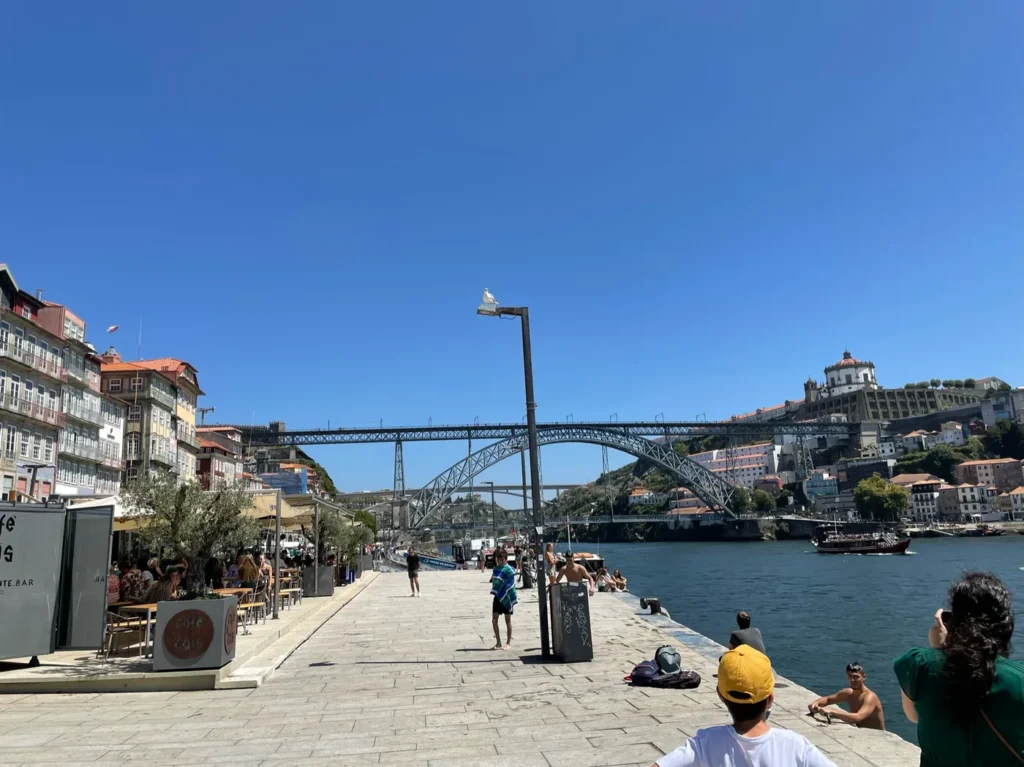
[996,487,1024,521]
[99,349,203,484]
[37,301,125,497]
[0,267,66,498]
[686,442,781,489]
[196,426,244,490]
[909,480,941,523]
[954,458,1024,493]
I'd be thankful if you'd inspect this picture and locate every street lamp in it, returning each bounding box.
[477,289,550,658]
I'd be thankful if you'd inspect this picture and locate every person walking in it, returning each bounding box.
[490,549,517,650]
[654,646,836,766]
[545,543,557,585]
[407,545,421,597]
[894,571,1023,765]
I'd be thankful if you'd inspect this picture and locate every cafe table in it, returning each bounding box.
[119,603,158,657]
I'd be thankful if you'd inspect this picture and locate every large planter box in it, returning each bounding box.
[152,595,238,672]
[302,566,335,598]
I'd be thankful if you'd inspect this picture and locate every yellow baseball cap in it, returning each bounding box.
[717,646,774,704]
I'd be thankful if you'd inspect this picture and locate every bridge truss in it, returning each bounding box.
[408,425,739,529]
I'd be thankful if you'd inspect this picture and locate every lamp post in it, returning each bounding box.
[477,291,550,658]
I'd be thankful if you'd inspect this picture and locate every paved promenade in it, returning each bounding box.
[0,571,919,766]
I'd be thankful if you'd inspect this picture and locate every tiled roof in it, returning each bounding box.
[958,458,1020,467]
[892,473,939,485]
[825,350,873,370]
[1010,486,1024,495]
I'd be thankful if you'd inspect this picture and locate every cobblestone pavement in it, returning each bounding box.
[0,571,919,766]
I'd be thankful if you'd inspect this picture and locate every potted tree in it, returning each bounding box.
[121,473,260,672]
[300,511,373,595]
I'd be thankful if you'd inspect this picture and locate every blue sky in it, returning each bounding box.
[1,2,1021,494]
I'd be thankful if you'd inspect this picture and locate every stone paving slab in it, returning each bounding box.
[0,570,918,766]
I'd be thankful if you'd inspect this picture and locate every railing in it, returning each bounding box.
[63,404,104,427]
[0,393,64,427]
[60,441,101,462]
[176,424,199,449]
[0,342,68,382]
[122,383,176,410]
[100,451,125,470]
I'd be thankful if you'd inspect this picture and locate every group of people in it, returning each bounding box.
[106,557,186,605]
[656,571,1022,766]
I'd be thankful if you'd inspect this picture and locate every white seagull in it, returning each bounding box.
[482,288,497,306]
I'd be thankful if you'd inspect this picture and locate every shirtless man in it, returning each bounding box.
[554,551,596,596]
[808,662,885,730]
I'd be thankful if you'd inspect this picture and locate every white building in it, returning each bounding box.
[956,484,1000,518]
[940,422,967,447]
[628,489,667,506]
[909,480,941,523]
[687,442,781,489]
[668,488,702,510]
[819,351,879,398]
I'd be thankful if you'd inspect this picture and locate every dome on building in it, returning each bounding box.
[825,350,874,372]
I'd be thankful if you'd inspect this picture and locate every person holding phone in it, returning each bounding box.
[894,571,1024,765]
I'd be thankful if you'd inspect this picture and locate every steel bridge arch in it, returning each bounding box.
[409,425,738,529]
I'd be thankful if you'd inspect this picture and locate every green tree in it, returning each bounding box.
[354,509,378,534]
[985,420,1024,461]
[121,473,261,595]
[751,489,775,514]
[730,486,752,515]
[336,519,374,563]
[952,380,964,388]
[915,381,930,389]
[942,380,955,389]
[776,488,792,508]
[998,382,1012,391]
[962,436,986,461]
[672,440,689,457]
[930,379,941,388]
[963,378,976,389]
[903,383,915,390]
[853,473,910,522]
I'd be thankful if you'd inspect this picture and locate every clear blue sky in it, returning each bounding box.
[1,2,1021,493]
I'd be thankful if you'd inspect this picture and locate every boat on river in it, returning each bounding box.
[812,529,911,555]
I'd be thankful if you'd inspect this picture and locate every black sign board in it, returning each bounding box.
[550,582,593,662]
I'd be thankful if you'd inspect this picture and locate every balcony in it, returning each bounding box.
[60,440,101,462]
[0,343,68,383]
[100,451,125,470]
[176,423,199,450]
[0,393,64,427]
[63,404,104,428]
[117,383,176,411]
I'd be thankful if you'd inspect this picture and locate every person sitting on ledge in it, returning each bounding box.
[654,646,836,767]
[612,569,628,591]
[729,611,767,655]
[808,662,885,730]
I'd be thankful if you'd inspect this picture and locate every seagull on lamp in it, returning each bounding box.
[478,288,500,316]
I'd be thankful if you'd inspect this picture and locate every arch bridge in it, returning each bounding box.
[407,425,738,529]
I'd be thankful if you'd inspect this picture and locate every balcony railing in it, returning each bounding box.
[118,383,176,411]
[0,342,68,382]
[176,424,199,450]
[60,441,101,462]
[63,404,104,427]
[0,393,64,427]
[100,451,125,470]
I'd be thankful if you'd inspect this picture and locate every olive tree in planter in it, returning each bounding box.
[121,473,260,671]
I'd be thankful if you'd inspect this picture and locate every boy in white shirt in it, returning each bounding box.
[653,645,837,767]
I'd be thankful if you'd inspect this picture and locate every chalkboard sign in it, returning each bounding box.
[0,505,67,660]
[550,582,593,662]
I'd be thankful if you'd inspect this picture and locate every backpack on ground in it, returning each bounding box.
[625,660,660,686]
[648,670,701,689]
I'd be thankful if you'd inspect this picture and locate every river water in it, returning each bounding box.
[588,537,1024,744]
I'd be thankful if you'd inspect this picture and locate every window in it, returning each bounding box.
[20,306,30,319]
[13,328,23,356]
[108,378,122,392]
[128,405,141,421]
[19,429,29,458]
[4,427,14,458]
[127,466,138,481]
[31,433,40,460]
[125,433,140,461]
[130,377,143,392]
